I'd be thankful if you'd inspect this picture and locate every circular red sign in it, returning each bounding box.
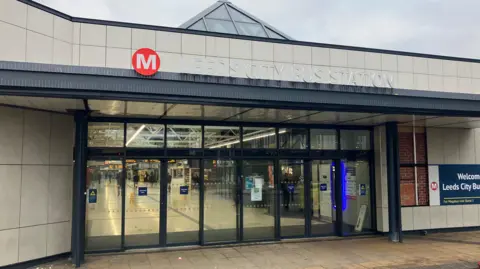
[431,182,438,191]
[132,48,160,76]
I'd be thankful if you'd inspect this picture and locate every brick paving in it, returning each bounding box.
[31,233,480,269]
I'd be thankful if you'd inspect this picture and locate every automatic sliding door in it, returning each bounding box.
[279,160,305,237]
[124,159,161,247]
[311,160,336,236]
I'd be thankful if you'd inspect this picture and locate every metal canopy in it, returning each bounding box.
[179,0,293,40]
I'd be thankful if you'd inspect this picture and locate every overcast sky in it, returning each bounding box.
[35,0,480,59]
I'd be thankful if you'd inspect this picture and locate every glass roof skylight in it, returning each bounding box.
[179,1,292,40]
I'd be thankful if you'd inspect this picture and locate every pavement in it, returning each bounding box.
[30,231,480,269]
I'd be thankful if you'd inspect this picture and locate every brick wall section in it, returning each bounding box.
[398,129,428,206]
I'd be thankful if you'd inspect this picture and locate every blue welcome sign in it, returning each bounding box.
[438,165,480,205]
[180,186,189,195]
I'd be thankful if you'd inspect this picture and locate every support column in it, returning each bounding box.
[385,122,402,242]
[71,111,88,267]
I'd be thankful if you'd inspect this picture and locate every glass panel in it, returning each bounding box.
[126,124,164,148]
[188,20,207,31]
[340,130,370,150]
[311,160,336,236]
[166,125,202,148]
[310,129,337,150]
[242,127,277,149]
[204,126,240,149]
[204,159,238,243]
[167,159,200,244]
[243,160,275,241]
[206,5,231,20]
[124,160,161,247]
[236,22,267,37]
[85,160,123,251]
[227,6,255,23]
[205,18,237,34]
[266,27,285,39]
[342,160,372,234]
[88,122,124,147]
[280,160,305,237]
[279,128,307,149]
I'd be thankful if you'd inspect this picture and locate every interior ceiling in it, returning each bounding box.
[1,96,480,128]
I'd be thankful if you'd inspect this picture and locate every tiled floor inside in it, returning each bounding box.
[32,232,480,269]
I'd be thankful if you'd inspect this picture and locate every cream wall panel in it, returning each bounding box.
[47,222,70,256]
[312,47,329,66]
[27,6,53,37]
[274,43,293,63]
[80,23,106,47]
[413,57,428,74]
[427,58,442,75]
[132,29,155,50]
[229,39,251,59]
[330,49,347,67]
[72,44,80,65]
[49,114,73,165]
[401,207,413,231]
[443,77,458,93]
[442,60,457,77]
[458,77,472,94]
[106,48,131,69]
[413,74,428,90]
[0,229,19,267]
[475,129,480,164]
[0,22,26,62]
[293,45,311,65]
[182,34,205,55]
[73,23,80,44]
[53,40,72,65]
[0,165,21,230]
[472,79,480,95]
[0,107,23,164]
[26,31,53,64]
[397,73,414,90]
[413,207,430,230]
[397,56,413,73]
[156,31,181,53]
[106,26,131,49]
[443,129,460,164]
[20,165,49,227]
[79,45,106,67]
[202,57,229,77]
[18,225,47,262]
[22,111,51,165]
[252,41,273,61]
[472,63,480,79]
[347,50,364,69]
[428,75,443,92]
[429,206,447,229]
[381,54,397,71]
[457,61,472,78]
[230,58,252,78]
[446,205,463,228]
[157,52,182,73]
[365,52,381,70]
[427,128,444,164]
[458,129,475,164]
[0,0,27,28]
[53,17,72,43]
[252,60,274,80]
[48,166,71,223]
[462,205,479,227]
[206,37,229,58]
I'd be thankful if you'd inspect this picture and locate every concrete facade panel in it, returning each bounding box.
[0,165,22,230]
[18,225,47,262]
[0,229,19,267]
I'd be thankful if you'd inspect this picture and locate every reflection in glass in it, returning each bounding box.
[279,128,307,149]
[242,127,278,149]
[280,160,305,237]
[166,125,202,148]
[343,160,372,235]
[85,160,123,251]
[266,27,285,39]
[311,160,335,236]
[311,129,337,150]
[236,22,268,37]
[340,130,370,150]
[126,124,164,148]
[88,122,124,147]
[205,19,237,34]
[124,160,161,246]
[243,160,275,241]
[204,159,238,243]
[204,126,240,149]
[206,5,231,20]
[167,159,200,244]
[227,6,256,23]
[189,20,207,31]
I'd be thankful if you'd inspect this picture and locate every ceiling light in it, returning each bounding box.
[126,125,146,146]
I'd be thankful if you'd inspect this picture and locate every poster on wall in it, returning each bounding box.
[251,187,262,201]
[429,165,480,206]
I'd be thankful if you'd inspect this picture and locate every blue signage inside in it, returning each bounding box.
[180,186,189,195]
[287,184,295,193]
[88,189,97,204]
[320,184,327,191]
[360,184,366,196]
[138,187,148,196]
[439,165,480,205]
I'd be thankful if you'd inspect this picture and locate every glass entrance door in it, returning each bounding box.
[279,160,305,237]
[311,160,336,236]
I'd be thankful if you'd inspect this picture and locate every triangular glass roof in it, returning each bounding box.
[179,1,293,40]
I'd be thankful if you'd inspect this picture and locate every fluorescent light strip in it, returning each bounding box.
[209,129,287,149]
[126,124,146,146]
